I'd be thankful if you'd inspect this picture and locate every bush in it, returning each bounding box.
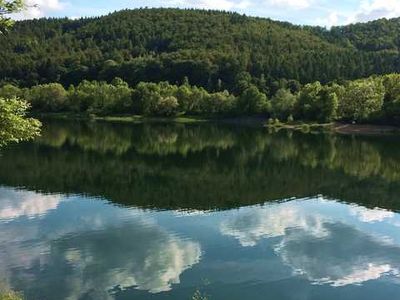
[273,118,281,125]
[25,83,67,112]
[0,84,22,99]
[237,85,269,114]
[271,88,297,119]
[0,97,41,146]
[296,82,338,122]
[133,82,176,115]
[200,91,235,114]
[382,74,400,123]
[300,123,310,133]
[155,96,179,116]
[338,78,384,122]
[68,79,132,114]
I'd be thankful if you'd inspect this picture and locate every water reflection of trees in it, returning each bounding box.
[1,120,400,210]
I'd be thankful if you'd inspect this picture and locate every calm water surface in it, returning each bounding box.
[1,121,400,299]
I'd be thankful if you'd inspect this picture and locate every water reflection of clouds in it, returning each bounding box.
[0,187,62,221]
[0,187,201,298]
[3,185,400,296]
[57,224,201,298]
[349,205,395,223]
[220,199,400,287]
[276,222,400,287]
[220,203,328,247]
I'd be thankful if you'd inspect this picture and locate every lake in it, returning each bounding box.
[1,120,400,300]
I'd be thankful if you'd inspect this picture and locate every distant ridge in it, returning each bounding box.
[1,8,399,91]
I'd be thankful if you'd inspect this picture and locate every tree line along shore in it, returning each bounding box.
[1,73,400,127]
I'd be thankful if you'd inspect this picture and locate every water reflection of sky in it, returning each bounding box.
[1,187,400,299]
[220,198,400,287]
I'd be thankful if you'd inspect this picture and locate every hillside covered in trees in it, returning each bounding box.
[1,8,400,93]
[1,8,400,125]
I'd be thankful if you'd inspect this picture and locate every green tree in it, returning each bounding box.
[25,83,67,112]
[235,72,252,94]
[317,87,338,122]
[297,82,338,122]
[338,78,384,121]
[237,85,269,114]
[0,0,42,146]
[382,74,400,123]
[0,97,41,146]
[200,91,235,115]
[0,0,24,33]
[270,88,297,120]
[155,96,179,116]
[176,84,194,113]
[296,82,322,120]
[133,82,165,115]
[68,79,132,114]
[0,84,22,99]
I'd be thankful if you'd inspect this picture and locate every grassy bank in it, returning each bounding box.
[265,120,333,133]
[34,112,209,124]
[333,123,400,135]
[33,113,269,126]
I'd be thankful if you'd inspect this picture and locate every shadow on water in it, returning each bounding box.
[0,119,400,211]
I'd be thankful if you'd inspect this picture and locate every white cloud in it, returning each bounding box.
[315,11,340,28]
[68,15,80,20]
[236,0,252,9]
[267,0,311,10]
[168,0,251,11]
[14,0,67,19]
[347,0,400,23]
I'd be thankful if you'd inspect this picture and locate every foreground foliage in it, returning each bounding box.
[0,292,22,300]
[0,283,23,300]
[0,0,41,147]
[0,0,24,33]
[0,98,41,146]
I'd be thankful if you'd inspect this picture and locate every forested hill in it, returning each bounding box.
[1,8,400,93]
[309,17,400,52]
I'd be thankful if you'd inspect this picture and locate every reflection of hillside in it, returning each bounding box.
[1,121,400,210]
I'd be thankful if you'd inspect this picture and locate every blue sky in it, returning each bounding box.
[16,0,400,27]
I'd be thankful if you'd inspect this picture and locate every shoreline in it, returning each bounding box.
[34,113,400,135]
[265,121,400,135]
[333,123,400,135]
[33,113,269,126]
